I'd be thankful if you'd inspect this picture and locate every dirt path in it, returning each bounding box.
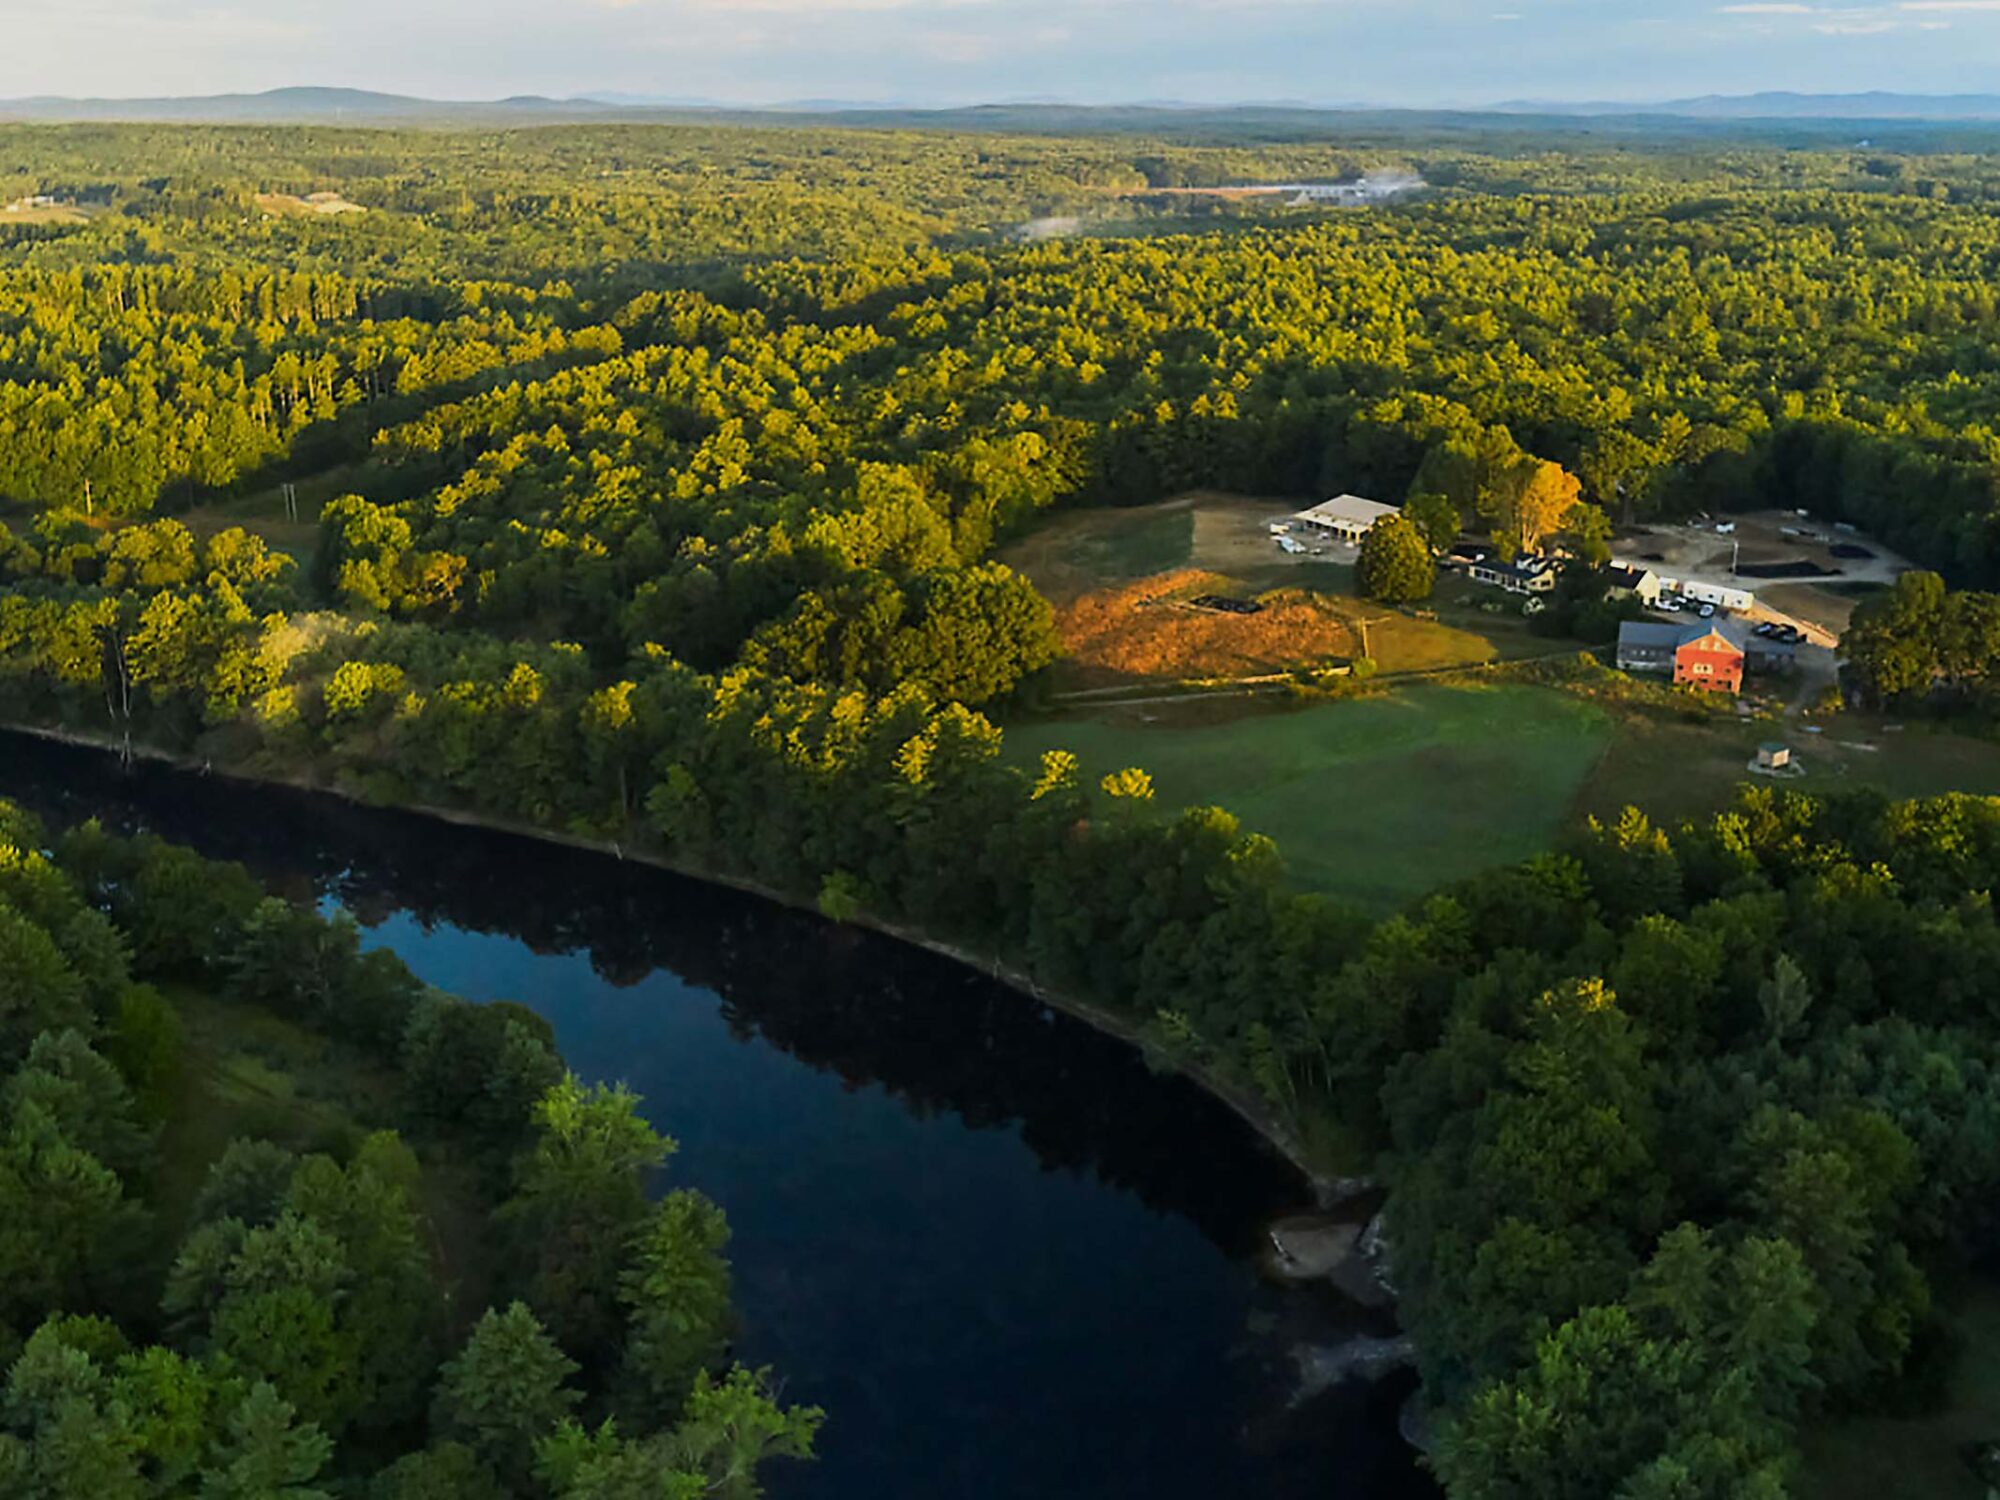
[1046,648,1587,711]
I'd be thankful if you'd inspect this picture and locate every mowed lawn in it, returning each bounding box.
[1007,685,1613,912]
[1579,711,2000,831]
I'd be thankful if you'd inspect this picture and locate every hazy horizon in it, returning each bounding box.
[5,0,2000,112]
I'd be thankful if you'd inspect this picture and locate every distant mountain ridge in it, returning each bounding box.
[1493,91,2000,120]
[5,85,2000,127]
[0,86,620,123]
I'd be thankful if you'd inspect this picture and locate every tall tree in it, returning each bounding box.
[1357,514,1436,604]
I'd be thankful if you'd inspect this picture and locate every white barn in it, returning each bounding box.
[1290,494,1400,545]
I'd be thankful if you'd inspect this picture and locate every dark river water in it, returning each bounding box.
[0,733,1435,1500]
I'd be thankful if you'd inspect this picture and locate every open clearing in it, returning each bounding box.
[1009,679,2000,913]
[1002,494,2000,909]
[1578,706,2000,829]
[1054,567,1372,685]
[1613,508,1914,639]
[176,460,374,568]
[0,198,90,225]
[255,191,368,217]
[1802,1275,2000,1500]
[1004,492,1531,690]
[1007,685,1613,912]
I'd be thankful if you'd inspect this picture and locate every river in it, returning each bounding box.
[0,732,1436,1500]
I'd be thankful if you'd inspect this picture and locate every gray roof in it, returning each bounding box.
[1619,620,1753,652]
[1618,621,1687,650]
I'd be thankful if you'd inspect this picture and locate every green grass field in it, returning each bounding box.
[1802,1276,2000,1500]
[1000,495,2000,911]
[1008,685,1614,912]
[1010,669,2000,914]
[1579,710,2000,831]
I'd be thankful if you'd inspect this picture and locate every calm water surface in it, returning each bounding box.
[1,734,1434,1500]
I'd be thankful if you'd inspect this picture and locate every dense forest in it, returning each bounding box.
[6,117,2000,1495]
[0,797,818,1495]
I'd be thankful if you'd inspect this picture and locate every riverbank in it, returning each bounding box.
[0,717,1347,1192]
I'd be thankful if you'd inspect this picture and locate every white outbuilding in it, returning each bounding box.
[1290,494,1400,545]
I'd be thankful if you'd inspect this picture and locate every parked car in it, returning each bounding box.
[1698,603,1716,619]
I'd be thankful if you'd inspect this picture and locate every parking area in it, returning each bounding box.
[1617,509,1914,645]
[1221,505,1360,569]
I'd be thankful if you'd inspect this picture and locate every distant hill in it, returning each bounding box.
[0,87,627,124]
[1495,91,2000,121]
[5,86,2000,132]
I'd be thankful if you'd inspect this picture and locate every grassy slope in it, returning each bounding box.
[1010,679,2000,916]
[1578,710,2000,831]
[1001,502,1200,605]
[155,989,490,1317]
[1007,685,1613,913]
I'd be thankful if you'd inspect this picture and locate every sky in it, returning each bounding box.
[4,0,2000,106]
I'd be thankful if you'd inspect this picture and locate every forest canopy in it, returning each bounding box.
[0,799,819,1496]
[7,117,2000,1500]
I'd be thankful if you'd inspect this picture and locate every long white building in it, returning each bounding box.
[1290,495,1400,545]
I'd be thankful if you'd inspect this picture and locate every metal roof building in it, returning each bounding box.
[1290,494,1400,543]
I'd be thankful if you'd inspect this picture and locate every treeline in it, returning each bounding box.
[309,192,2000,646]
[804,192,2000,579]
[1359,792,2000,1493]
[0,585,1360,1154]
[17,137,2000,582]
[1845,569,2000,709]
[0,799,819,1495]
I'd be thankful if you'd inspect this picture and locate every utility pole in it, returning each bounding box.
[1354,615,1391,662]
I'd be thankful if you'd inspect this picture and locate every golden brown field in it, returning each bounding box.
[1053,569,1356,684]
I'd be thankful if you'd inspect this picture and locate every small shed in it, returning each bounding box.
[1757,742,1793,771]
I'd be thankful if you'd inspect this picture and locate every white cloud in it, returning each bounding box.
[0,0,1992,113]
[1713,2,1920,32]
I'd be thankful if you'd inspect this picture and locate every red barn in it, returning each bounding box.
[1673,627,1745,694]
